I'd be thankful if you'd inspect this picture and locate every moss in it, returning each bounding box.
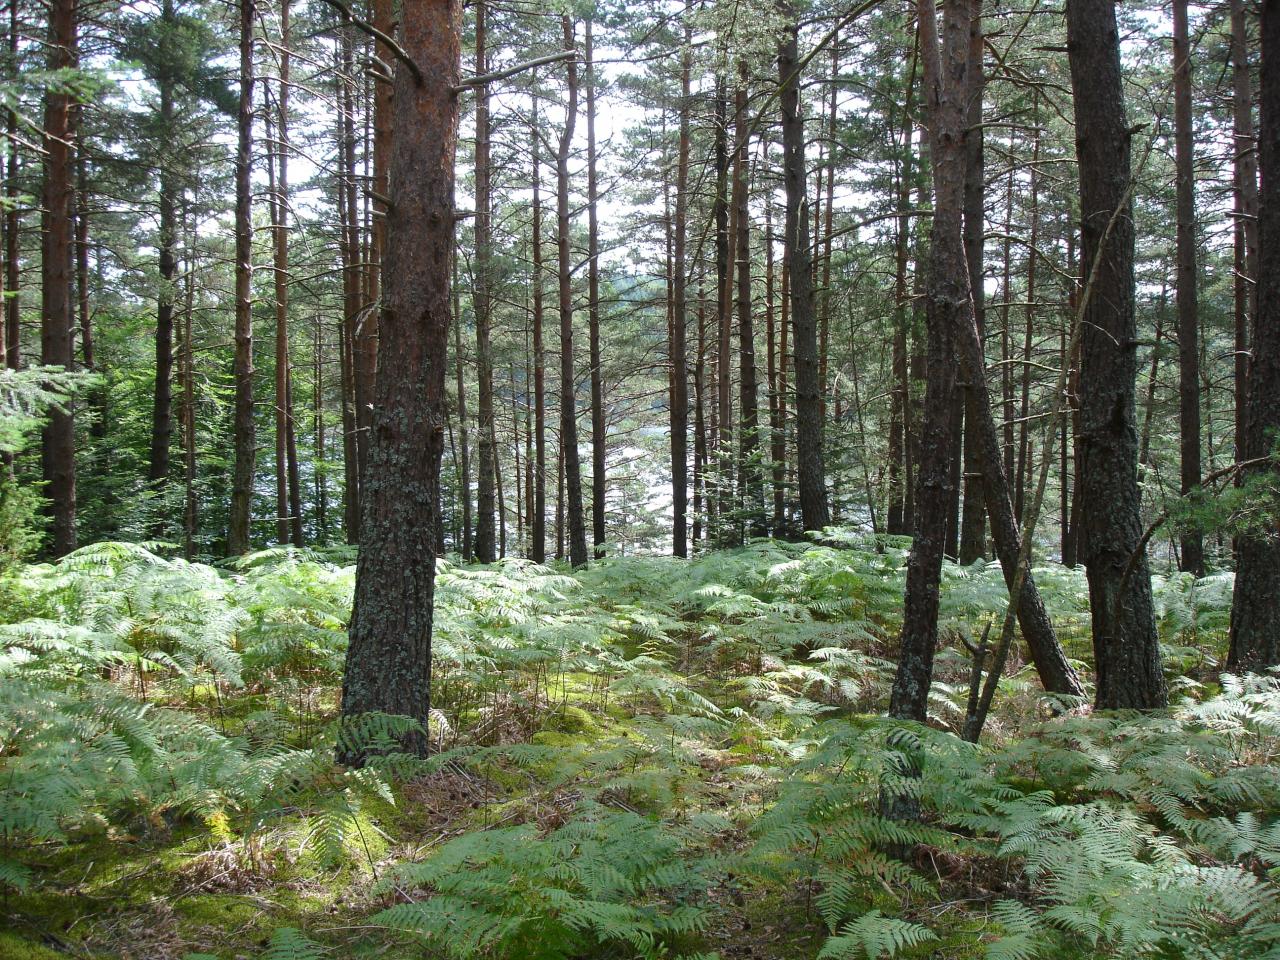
[172,893,265,929]
[530,730,589,748]
[0,932,67,960]
[541,704,597,735]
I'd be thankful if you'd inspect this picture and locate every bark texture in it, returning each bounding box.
[41,0,78,558]
[1228,0,1280,673]
[778,5,828,534]
[1173,0,1204,576]
[228,0,256,555]
[340,0,460,763]
[1066,0,1166,709]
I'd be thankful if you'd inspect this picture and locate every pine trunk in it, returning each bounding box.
[473,0,496,563]
[736,65,763,538]
[40,0,78,558]
[586,20,606,556]
[339,0,460,764]
[558,16,588,569]
[1066,0,1166,709]
[531,85,547,563]
[1232,0,1259,475]
[228,0,256,556]
[1173,0,1204,576]
[671,9,691,557]
[957,7,985,563]
[778,6,828,534]
[1228,0,1280,672]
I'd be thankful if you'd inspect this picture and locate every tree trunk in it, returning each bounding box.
[227,0,256,556]
[890,0,969,722]
[1139,292,1164,471]
[1232,0,1260,478]
[531,83,546,563]
[452,258,472,561]
[693,279,708,548]
[999,174,1015,495]
[957,9,985,563]
[586,19,606,556]
[353,0,392,505]
[74,162,91,374]
[778,5,828,534]
[713,78,733,545]
[3,0,17,374]
[340,0,460,764]
[557,15,588,569]
[887,59,916,536]
[272,0,302,547]
[671,8,691,558]
[1228,0,1280,673]
[818,38,839,429]
[41,0,78,558]
[1173,0,1203,576]
[337,31,361,543]
[473,0,496,563]
[494,417,506,558]
[149,9,177,490]
[181,211,198,557]
[766,189,785,535]
[1066,0,1166,709]
[556,432,565,560]
[1062,220,1080,567]
[735,64,763,539]
[1015,135,1039,524]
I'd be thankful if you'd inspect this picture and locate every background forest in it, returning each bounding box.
[3,0,1280,957]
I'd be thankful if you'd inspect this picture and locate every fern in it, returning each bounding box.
[817,910,937,959]
[375,807,715,960]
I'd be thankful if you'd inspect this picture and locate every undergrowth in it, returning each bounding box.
[0,536,1274,959]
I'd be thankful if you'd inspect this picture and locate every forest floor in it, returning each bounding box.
[1,536,1276,960]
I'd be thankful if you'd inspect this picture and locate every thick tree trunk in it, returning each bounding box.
[1173,0,1204,576]
[671,10,691,558]
[1067,0,1166,708]
[778,6,828,534]
[558,16,588,569]
[1228,0,1280,673]
[340,0,459,764]
[586,20,606,556]
[41,0,78,558]
[228,0,256,555]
